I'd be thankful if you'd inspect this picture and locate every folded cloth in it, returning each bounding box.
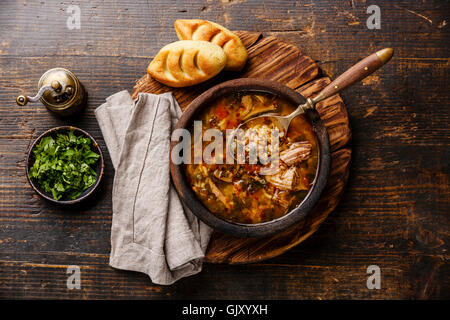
[95,90,212,285]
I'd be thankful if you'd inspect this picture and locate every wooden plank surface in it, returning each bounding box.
[132,32,351,264]
[0,0,449,299]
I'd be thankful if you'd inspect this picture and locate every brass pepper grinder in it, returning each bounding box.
[16,68,87,117]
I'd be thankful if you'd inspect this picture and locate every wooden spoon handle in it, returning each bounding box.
[312,48,394,104]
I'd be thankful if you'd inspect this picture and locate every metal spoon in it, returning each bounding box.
[232,48,394,137]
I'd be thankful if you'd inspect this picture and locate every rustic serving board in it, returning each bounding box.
[131,31,352,264]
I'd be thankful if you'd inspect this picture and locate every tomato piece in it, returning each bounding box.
[226,120,238,129]
[243,164,260,172]
[216,105,229,120]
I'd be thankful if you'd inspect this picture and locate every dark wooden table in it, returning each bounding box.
[0,0,448,299]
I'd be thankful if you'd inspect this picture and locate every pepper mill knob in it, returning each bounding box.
[51,80,62,92]
[16,95,28,106]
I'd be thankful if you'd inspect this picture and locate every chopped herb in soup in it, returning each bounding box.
[185,92,318,224]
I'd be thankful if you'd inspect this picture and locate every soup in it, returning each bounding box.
[185,92,318,224]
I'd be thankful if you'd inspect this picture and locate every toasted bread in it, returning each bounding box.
[147,40,227,87]
[174,19,248,71]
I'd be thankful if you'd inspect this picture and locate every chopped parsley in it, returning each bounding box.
[29,130,100,200]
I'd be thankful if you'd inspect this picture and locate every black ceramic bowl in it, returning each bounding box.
[170,78,331,238]
[26,126,104,205]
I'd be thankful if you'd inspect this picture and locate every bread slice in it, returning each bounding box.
[174,19,248,71]
[147,40,227,88]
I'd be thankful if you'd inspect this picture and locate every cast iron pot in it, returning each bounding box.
[170,78,331,238]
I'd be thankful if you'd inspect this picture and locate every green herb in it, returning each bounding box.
[29,130,100,200]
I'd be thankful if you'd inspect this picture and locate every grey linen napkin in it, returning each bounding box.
[95,90,212,285]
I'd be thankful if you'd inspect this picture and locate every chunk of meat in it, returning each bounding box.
[259,163,281,176]
[240,95,279,121]
[243,104,279,121]
[208,179,229,206]
[213,168,233,183]
[272,189,295,209]
[240,95,253,118]
[265,166,308,191]
[280,141,312,166]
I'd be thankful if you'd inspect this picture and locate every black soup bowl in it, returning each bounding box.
[170,78,331,238]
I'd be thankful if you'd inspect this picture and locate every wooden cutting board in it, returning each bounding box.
[131,31,352,264]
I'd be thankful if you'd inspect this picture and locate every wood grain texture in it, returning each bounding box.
[132,31,350,263]
[0,0,448,299]
[206,148,351,264]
